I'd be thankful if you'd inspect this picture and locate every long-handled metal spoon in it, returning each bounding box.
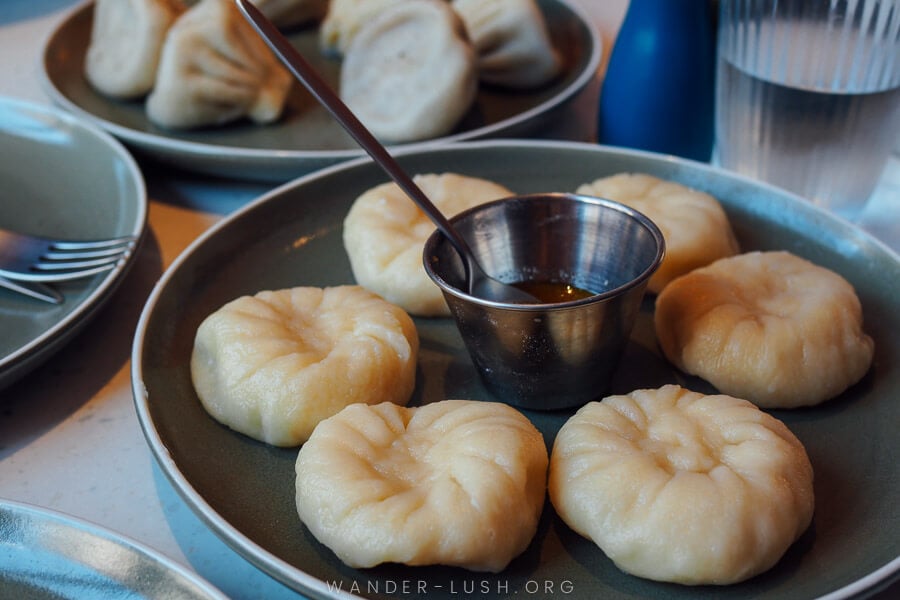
[235,0,537,304]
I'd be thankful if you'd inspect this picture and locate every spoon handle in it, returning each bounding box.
[234,0,476,274]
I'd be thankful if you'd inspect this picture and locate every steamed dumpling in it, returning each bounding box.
[251,0,328,28]
[318,0,409,56]
[654,251,874,408]
[191,285,419,447]
[452,0,561,88]
[577,173,740,293]
[343,173,513,316]
[340,0,478,143]
[549,385,815,585]
[85,0,186,99]
[147,0,293,129]
[295,400,548,571]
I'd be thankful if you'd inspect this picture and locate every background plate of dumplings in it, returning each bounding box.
[40,0,601,183]
[133,140,899,600]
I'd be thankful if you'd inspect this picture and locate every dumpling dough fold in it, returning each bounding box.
[191,286,419,447]
[147,0,293,129]
[577,172,740,294]
[85,0,186,99]
[318,0,409,56]
[339,0,478,143]
[452,0,562,88]
[654,251,874,408]
[251,0,328,28]
[550,385,815,585]
[295,400,548,572]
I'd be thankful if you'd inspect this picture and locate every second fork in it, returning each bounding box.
[0,226,137,283]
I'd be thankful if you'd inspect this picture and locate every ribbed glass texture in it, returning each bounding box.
[715,0,900,219]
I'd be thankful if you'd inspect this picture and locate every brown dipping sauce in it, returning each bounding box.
[511,281,596,303]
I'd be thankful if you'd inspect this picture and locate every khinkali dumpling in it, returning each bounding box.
[146,0,293,129]
[295,400,548,571]
[576,173,740,294]
[654,251,874,408]
[550,385,815,585]
[85,0,186,99]
[451,0,561,88]
[318,0,410,56]
[339,0,478,142]
[343,173,513,316]
[191,286,419,447]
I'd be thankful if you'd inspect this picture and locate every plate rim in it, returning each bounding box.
[39,0,603,174]
[0,498,228,600]
[0,94,147,387]
[131,139,900,600]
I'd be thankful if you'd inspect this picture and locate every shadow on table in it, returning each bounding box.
[0,229,164,456]
[141,156,275,218]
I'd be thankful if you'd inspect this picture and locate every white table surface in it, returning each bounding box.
[0,2,897,599]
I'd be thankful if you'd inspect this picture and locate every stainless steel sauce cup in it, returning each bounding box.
[423,193,665,410]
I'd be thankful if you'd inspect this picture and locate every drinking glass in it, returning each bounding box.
[715,0,900,220]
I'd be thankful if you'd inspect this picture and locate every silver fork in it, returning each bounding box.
[0,276,64,304]
[0,226,137,283]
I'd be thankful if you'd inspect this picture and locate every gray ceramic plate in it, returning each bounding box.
[0,96,146,392]
[0,499,227,599]
[41,0,601,182]
[132,141,899,600]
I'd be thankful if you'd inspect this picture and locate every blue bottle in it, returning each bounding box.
[597,0,716,162]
